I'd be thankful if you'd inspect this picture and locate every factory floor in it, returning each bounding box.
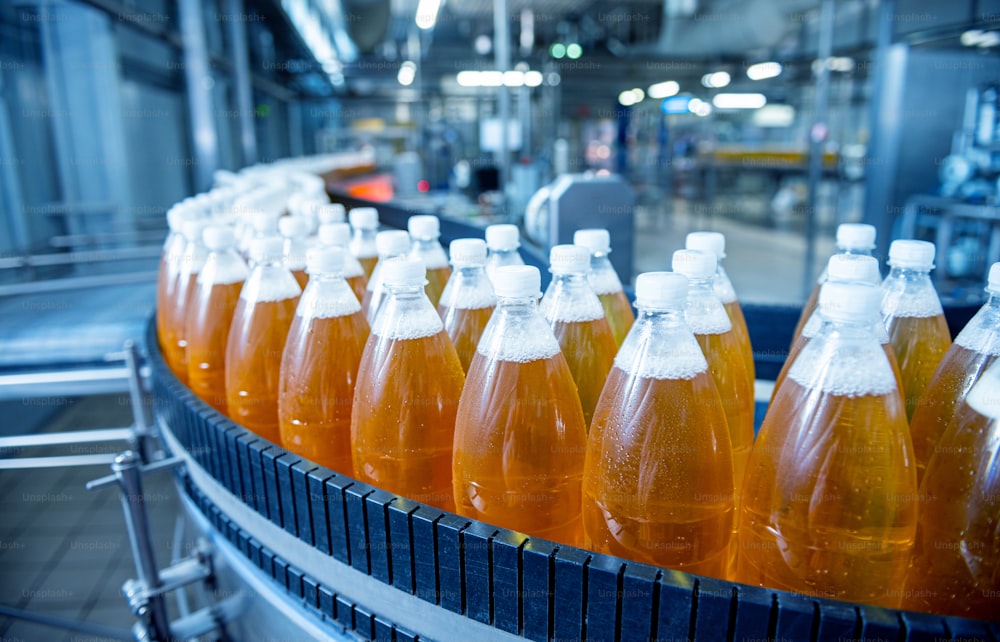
[0,394,181,642]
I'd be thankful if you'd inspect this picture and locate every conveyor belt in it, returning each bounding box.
[148,319,998,642]
[0,284,154,369]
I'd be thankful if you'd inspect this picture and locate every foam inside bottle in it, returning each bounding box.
[615,271,708,380]
[789,284,896,396]
[243,239,301,302]
[371,257,443,340]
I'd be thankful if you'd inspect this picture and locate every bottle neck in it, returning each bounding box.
[837,246,874,257]
[551,272,589,288]
[685,276,715,293]
[887,265,932,280]
[385,284,426,299]
[496,295,540,311]
[636,306,687,324]
[309,271,345,283]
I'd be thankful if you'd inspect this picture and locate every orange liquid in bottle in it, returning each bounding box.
[886,314,952,421]
[904,370,1000,620]
[279,311,369,475]
[292,269,309,290]
[352,330,464,512]
[347,274,367,304]
[226,296,299,443]
[695,330,754,511]
[552,317,617,429]
[424,265,452,308]
[186,280,243,414]
[454,353,586,546]
[439,305,495,373]
[907,345,997,483]
[738,380,916,607]
[358,256,378,279]
[584,365,734,577]
[724,299,755,384]
[156,241,183,365]
[164,272,199,384]
[598,290,635,347]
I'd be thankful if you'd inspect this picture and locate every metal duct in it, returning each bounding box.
[653,0,817,56]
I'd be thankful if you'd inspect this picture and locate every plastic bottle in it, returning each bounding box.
[574,228,635,346]
[583,271,734,578]
[349,206,380,278]
[738,282,916,607]
[408,215,452,307]
[157,206,192,367]
[437,238,496,372]
[279,246,370,475]
[317,223,368,304]
[352,256,464,511]
[686,231,755,384]
[164,219,209,383]
[185,225,248,414]
[772,254,895,401]
[540,244,618,429]
[484,224,524,283]
[791,223,877,342]
[225,237,302,443]
[907,262,1000,484]
[362,230,411,324]
[279,215,311,289]
[903,359,1000,619]
[672,248,753,573]
[453,265,587,547]
[881,240,953,422]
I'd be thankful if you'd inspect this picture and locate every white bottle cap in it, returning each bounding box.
[549,244,591,274]
[306,246,344,275]
[278,216,310,239]
[202,225,236,251]
[836,223,876,250]
[671,249,717,280]
[249,237,285,263]
[316,203,346,225]
[635,271,688,309]
[319,223,351,247]
[181,219,208,242]
[827,254,880,284]
[888,239,935,270]
[408,215,440,239]
[251,211,278,234]
[988,262,1000,293]
[494,265,541,298]
[381,256,427,288]
[486,224,520,251]
[819,281,880,323]
[449,238,487,267]
[376,230,411,257]
[686,231,726,259]
[166,207,190,232]
[349,207,379,230]
[573,228,611,254]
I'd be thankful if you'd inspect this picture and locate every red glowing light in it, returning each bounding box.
[417,180,430,192]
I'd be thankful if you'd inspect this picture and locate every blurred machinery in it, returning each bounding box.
[524,173,635,282]
[939,85,1000,203]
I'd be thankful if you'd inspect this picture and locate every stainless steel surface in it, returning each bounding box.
[108,451,172,640]
[226,0,258,167]
[179,0,219,193]
[0,454,120,470]
[0,427,134,449]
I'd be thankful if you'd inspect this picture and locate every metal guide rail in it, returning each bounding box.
[146,319,998,642]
